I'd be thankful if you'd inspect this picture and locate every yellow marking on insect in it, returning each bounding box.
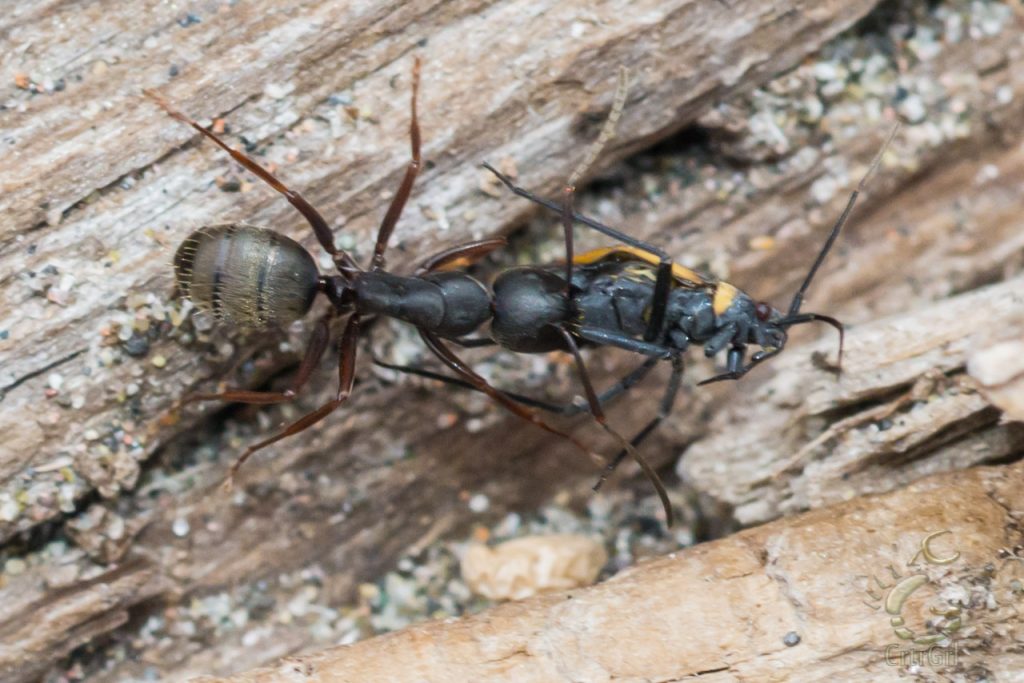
[623,264,657,282]
[713,282,738,315]
[433,256,474,272]
[573,246,707,286]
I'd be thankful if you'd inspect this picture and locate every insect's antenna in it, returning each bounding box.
[787,123,900,317]
[779,312,844,366]
[567,66,630,187]
[561,67,630,292]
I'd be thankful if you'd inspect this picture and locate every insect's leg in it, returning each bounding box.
[697,344,748,385]
[370,57,422,272]
[448,337,498,348]
[698,339,804,385]
[373,354,658,415]
[414,238,507,275]
[644,259,673,343]
[727,345,746,373]
[557,328,673,526]
[373,358,569,411]
[143,90,359,272]
[574,325,674,358]
[223,314,361,489]
[593,353,684,493]
[418,330,601,463]
[561,184,576,296]
[701,321,738,358]
[182,315,331,406]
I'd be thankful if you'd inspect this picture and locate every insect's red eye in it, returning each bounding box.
[755,302,772,321]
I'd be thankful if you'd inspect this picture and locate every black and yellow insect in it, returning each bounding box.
[448,137,891,489]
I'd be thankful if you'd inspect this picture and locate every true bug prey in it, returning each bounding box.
[147,59,671,519]
[477,122,898,486]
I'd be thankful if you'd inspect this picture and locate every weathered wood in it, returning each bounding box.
[682,275,1024,524]
[1,0,1023,680]
[197,461,1024,683]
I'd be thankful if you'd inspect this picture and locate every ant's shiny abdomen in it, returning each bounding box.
[174,223,320,329]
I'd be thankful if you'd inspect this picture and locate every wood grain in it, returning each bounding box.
[2,0,1023,680]
[198,461,1024,683]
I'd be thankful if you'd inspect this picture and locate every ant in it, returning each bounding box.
[146,59,671,521]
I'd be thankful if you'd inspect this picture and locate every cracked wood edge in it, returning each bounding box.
[195,460,1024,683]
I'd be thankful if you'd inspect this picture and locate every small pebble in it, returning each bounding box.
[0,497,20,522]
[328,92,353,106]
[468,493,490,513]
[461,534,607,601]
[264,82,294,100]
[5,558,27,575]
[172,518,190,537]
[783,631,801,647]
[896,93,927,124]
[123,334,150,357]
[151,355,167,369]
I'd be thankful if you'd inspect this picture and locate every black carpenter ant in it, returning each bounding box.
[146,59,672,519]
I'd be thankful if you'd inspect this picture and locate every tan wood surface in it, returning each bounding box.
[1,0,1022,680]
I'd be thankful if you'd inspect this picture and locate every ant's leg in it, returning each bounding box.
[482,68,670,262]
[593,353,683,492]
[182,315,331,406]
[415,238,506,275]
[370,57,422,271]
[557,328,673,526]
[224,314,361,488]
[144,90,358,272]
[373,354,658,414]
[419,330,600,464]
[449,337,498,348]
[558,170,671,523]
